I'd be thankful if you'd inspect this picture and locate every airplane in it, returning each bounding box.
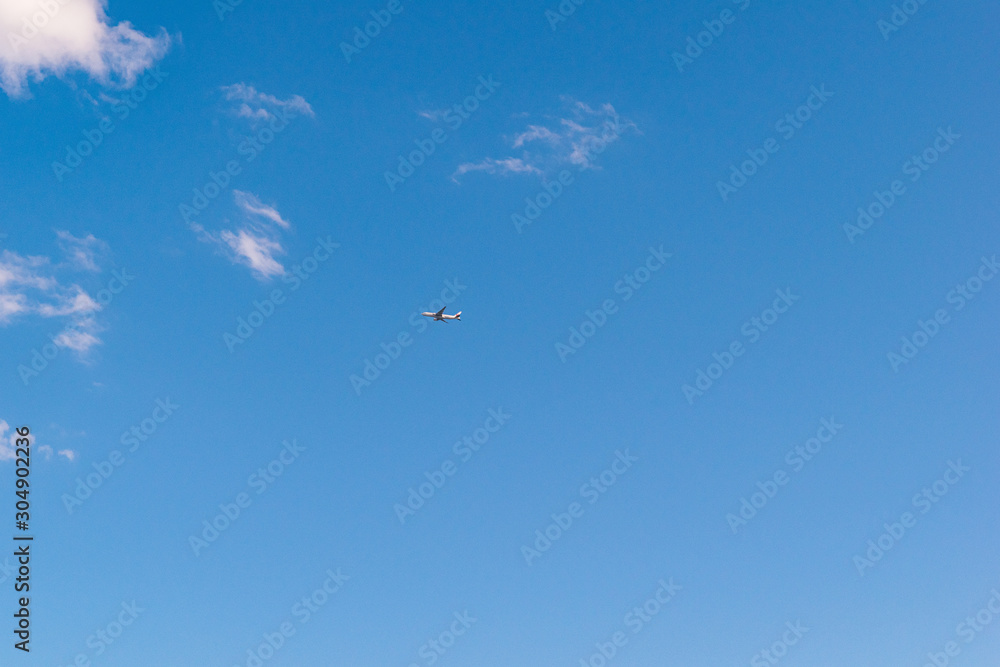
[422,306,461,322]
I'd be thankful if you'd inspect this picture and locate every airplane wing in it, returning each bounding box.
[435,307,446,317]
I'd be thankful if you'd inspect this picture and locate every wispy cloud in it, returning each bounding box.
[0,0,171,98]
[218,229,285,279]
[35,286,99,317]
[233,191,291,229]
[512,125,561,148]
[452,98,637,182]
[56,230,108,272]
[220,83,315,124]
[192,191,292,280]
[0,231,108,353]
[417,109,448,122]
[189,84,311,278]
[0,421,24,462]
[451,157,542,182]
[0,421,75,463]
[1,425,78,463]
[53,317,102,352]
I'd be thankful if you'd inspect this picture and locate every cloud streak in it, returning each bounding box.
[188,84,313,279]
[192,191,293,280]
[0,231,111,354]
[0,421,25,462]
[451,157,542,182]
[56,230,108,272]
[1,424,77,463]
[220,83,315,124]
[452,98,637,182]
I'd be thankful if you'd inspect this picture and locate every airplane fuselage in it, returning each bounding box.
[421,310,461,321]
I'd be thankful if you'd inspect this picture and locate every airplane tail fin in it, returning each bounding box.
[455,311,461,320]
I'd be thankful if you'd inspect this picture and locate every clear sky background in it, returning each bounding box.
[1,0,999,665]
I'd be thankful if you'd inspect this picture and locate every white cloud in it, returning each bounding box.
[56,230,108,272]
[234,190,290,229]
[0,251,57,292]
[512,125,560,148]
[0,421,42,461]
[36,285,98,317]
[0,252,100,321]
[0,428,77,464]
[0,292,28,320]
[0,0,171,98]
[192,191,292,280]
[190,86,311,278]
[0,231,108,353]
[221,83,314,124]
[450,157,542,182]
[417,109,448,122]
[0,420,21,461]
[52,317,102,351]
[218,229,285,279]
[452,98,637,182]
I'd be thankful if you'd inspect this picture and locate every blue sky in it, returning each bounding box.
[1,0,999,665]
